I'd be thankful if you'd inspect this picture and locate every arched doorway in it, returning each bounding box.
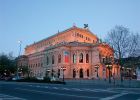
[87,69,89,77]
[73,69,76,78]
[79,68,83,78]
[58,69,60,78]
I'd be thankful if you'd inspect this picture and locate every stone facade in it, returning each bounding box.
[18,26,120,79]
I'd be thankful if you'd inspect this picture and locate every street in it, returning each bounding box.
[0,81,140,100]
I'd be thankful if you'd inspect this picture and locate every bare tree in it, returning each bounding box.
[106,25,139,59]
[105,25,140,82]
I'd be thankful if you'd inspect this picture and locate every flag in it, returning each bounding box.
[64,51,69,63]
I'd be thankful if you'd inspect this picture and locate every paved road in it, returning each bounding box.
[0,81,140,100]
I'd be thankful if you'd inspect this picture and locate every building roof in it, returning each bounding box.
[26,26,98,48]
[44,41,99,51]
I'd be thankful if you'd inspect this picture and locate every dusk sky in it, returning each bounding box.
[0,0,140,57]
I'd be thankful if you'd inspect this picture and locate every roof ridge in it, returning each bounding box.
[26,26,97,48]
[26,26,75,47]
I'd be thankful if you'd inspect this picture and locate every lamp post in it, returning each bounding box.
[16,40,22,79]
[106,64,112,83]
[120,67,123,83]
[103,67,106,81]
[4,69,7,76]
[61,67,65,82]
[104,56,113,84]
[127,68,132,87]
[18,40,22,56]
[95,65,99,78]
[46,69,50,78]
[120,66,124,84]
[20,68,23,77]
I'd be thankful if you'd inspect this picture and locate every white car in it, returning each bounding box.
[37,77,44,80]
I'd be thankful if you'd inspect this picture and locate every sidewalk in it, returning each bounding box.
[65,79,140,88]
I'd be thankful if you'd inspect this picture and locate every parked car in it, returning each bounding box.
[37,77,44,80]
[12,76,23,81]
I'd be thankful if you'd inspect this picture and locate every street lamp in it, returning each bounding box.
[61,67,66,82]
[19,68,23,77]
[127,67,132,87]
[104,56,113,84]
[95,65,99,78]
[16,40,22,79]
[18,40,22,56]
[106,64,112,83]
[120,66,125,83]
[4,69,7,76]
[46,69,50,78]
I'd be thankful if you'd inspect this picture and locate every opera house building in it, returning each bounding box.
[17,25,120,80]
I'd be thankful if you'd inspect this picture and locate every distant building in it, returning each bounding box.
[18,25,120,79]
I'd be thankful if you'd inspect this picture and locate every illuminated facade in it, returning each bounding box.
[18,26,120,79]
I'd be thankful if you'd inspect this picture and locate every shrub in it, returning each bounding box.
[43,76,51,82]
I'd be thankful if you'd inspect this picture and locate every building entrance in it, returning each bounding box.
[79,68,83,78]
[73,69,76,78]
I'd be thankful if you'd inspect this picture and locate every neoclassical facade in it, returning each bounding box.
[18,26,120,79]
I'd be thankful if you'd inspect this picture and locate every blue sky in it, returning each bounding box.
[0,0,140,57]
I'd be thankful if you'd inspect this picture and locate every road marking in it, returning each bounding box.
[28,85,119,93]
[109,88,140,90]
[107,88,140,94]
[83,88,97,92]
[15,88,100,99]
[62,88,70,90]
[45,86,48,88]
[71,88,83,91]
[0,93,26,100]
[52,87,58,89]
[24,84,124,94]
[100,93,128,100]
[36,85,41,87]
[81,88,118,93]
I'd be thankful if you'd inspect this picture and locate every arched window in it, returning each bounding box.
[86,54,89,63]
[47,56,49,65]
[73,54,76,63]
[79,53,83,63]
[58,54,61,63]
[52,55,54,64]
